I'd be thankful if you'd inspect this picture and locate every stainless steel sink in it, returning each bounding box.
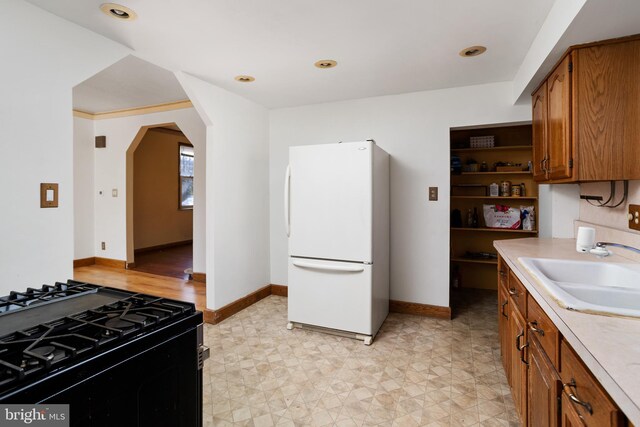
[518,257,640,317]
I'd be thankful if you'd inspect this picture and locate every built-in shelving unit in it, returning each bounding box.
[450,123,539,290]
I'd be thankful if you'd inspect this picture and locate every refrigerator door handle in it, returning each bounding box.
[284,165,291,237]
[292,260,365,273]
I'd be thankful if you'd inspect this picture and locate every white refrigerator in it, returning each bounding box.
[285,140,389,344]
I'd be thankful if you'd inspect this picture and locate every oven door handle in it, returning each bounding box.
[198,345,210,370]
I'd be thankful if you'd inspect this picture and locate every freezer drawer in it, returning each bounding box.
[288,258,373,335]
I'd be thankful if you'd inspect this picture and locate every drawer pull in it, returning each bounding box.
[508,287,517,296]
[499,270,507,277]
[501,300,508,318]
[515,329,524,350]
[518,338,529,366]
[563,379,593,415]
[528,321,545,336]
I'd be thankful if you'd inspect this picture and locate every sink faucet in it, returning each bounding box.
[593,242,640,257]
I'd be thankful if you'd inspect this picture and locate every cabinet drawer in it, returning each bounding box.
[560,340,625,426]
[498,256,509,290]
[508,271,527,315]
[527,294,560,369]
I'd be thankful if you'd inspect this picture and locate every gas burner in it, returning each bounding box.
[105,318,135,331]
[30,346,56,360]
[22,346,66,368]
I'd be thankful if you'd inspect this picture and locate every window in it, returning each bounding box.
[179,143,194,209]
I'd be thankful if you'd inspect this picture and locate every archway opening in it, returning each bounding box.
[128,124,195,279]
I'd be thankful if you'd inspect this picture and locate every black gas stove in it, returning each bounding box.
[0,280,207,427]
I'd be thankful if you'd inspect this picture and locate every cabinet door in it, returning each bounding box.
[529,336,560,427]
[510,304,528,423]
[547,55,573,180]
[499,284,511,385]
[532,82,548,181]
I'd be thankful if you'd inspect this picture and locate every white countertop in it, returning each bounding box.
[494,237,640,425]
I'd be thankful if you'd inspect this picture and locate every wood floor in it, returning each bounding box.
[73,265,206,312]
[129,243,193,279]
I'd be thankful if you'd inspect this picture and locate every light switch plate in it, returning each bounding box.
[629,204,640,231]
[428,187,438,201]
[40,183,58,208]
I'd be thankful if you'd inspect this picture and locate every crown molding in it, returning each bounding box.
[73,100,193,120]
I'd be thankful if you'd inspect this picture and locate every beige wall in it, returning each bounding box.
[133,129,193,250]
[579,181,640,235]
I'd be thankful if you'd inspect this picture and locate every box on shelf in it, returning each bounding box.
[469,135,495,148]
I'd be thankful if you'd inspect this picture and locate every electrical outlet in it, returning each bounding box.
[101,242,106,250]
[112,189,118,197]
[428,187,438,201]
[629,204,640,231]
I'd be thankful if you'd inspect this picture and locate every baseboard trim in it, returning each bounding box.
[389,299,452,319]
[270,284,288,297]
[192,272,206,283]
[73,257,96,268]
[95,257,127,269]
[201,285,452,325]
[205,284,272,324]
[134,240,193,255]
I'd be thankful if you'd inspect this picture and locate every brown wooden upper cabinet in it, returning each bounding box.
[532,35,640,183]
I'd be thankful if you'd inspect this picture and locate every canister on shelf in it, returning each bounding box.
[489,182,499,197]
[511,184,522,197]
[520,183,526,196]
[500,181,511,197]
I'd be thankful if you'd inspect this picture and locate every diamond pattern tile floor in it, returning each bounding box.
[202,290,520,426]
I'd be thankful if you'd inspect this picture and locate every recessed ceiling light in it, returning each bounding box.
[459,46,487,57]
[234,75,255,83]
[100,3,137,20]
[314,60,337,69]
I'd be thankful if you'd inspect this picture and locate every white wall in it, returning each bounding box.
[85,107,206,271]
[177,72,270,310]
[538,184,580,238]
[0,0,128,293]
[269,82,533,308]
[74,117,96,259]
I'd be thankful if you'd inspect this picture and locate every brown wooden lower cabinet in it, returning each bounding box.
[528,336,561,427]
[510,300,528,422]
[497,255,629,427]
[498,283,511,385]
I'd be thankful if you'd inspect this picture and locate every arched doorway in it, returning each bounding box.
[125,123,196,279]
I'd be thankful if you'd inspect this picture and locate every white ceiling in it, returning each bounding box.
[31,0,556,109]
[73,55,187,113]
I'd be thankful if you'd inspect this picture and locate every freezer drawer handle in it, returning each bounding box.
[292,260,365,272]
